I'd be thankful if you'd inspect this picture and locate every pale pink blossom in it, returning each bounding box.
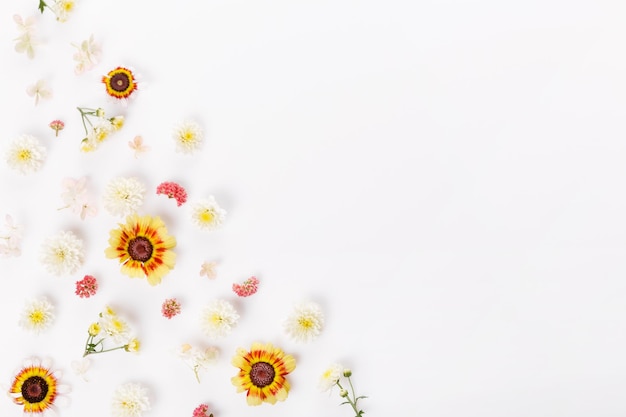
[128,135,149,158]
[199,261,217,279]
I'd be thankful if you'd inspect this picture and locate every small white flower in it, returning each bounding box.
[19,297,55,334]
[0,214,22,257]
[200,299,239,339]
[40,230,84,276]
[102,177,145,217]
[26,79,52,106]
[173,120,203,154]
[283,301,325,343]
[59,177,97,220]
[72,34,101,74]
[5,134,46,174]
[190,196,226,231]
[318,363,343,392]
[175,343,219,383]
[100,309,132,345]
[71,357,91,381]
[13,15,37,59]
[111,382,150,417]
[50,0,76,22]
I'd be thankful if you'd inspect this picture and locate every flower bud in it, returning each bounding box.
[342,369,352,377]
[125,338,140,352]
[339,389,349,397]
[88,322,101,336]
[96,108,105,117]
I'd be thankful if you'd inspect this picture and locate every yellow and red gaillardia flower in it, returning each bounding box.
[104,214,176,286]
[9,357,67,416]
[231,342,296,406]
[102,66,138,101]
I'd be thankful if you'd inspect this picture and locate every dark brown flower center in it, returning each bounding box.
[22,376,49,403]
[128,236,153,262]
[110,72,131,92]
[250,362,275,388]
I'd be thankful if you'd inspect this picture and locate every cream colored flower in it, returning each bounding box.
[72,34,101,74]
[26,79,52,106]
[190,196,226,231]
[173,120,203,154]
[13,15,37,59]
[200,300,239,338]
[102,177,145,217]
[318,363,343,392]
[51,0,76,22]
[283,301,324,343]
[111,383,150,417]
[19,297,55,334]
[5,134,46,174]
[40,230,84,276]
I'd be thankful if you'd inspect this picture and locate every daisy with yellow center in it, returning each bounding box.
[231,342,296,406]
[104,214,176,286]
[283,301,324,343]
[173,120,203,154]
[102,66,138,102]
[5,134,46,174]
[19,297,55,334]
[190,196,226,231]
[9,357,68,416]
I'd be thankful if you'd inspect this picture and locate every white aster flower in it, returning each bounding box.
[13,15,38,59]
[40,230,84,276]
[50,0,76,22]
[26,79,52,106]
[72,34,101,74]
[173,120,203,154]
[5,134,46,174]
[200,299,239,339]
[100,309,132,345]
[318,363,343,392]
[283,301,325,343]
[102,177,145,217]
[190,196,226,231]
[19,297,55,334]
[111,382,150,417]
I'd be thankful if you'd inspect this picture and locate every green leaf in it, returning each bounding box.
[38,0,47,13]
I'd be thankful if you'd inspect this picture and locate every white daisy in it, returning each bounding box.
[99,308,132,345]
[111,383,150,417]
[19,297,55,334]
[318,363,343,392]
[50,0,76,22]
[190,196,226,231]
[102,177,145,217]
[173,120,203,154]
[200,299,239,339]
[283,301,325,343]
[5,134,46,174]
[40,231,84,276]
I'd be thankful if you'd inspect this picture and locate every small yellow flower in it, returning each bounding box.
[110,116,124,131]
[88,322,101,336]
[125,338,140,352]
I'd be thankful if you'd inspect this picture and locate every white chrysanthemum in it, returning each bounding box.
[318,363,343,392]
[51,0,76,22]
[40,230,84,276]
[102,177,145,217]
[190,196,226,231]
[19,297,55,334]
[111,383,150,417]
[283,301,325,343]
[200,300,239,338]
[5,134,46,174]
[100,310,132,345]
[173,120,203,154]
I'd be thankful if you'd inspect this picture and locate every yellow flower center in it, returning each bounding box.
[210,314,223,324]
[55,249,66,262]
[199,210,214,224]
[181,131,196,143]
[62,1,74,12]
[29,310,45,324]
[17,149,32,161]
[298,317,314,329]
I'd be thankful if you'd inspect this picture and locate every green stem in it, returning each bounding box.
[337,381,362,417]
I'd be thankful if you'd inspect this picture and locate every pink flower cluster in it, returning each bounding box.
[75,275,98,298]
[161,298,181,319]
[232,276,259,297]
[49,119,65,137]
[192,403,212,417]
[156,181,187,206]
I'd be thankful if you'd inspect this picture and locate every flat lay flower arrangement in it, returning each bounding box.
[2,2,368,417]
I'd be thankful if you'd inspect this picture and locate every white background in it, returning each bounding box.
[1,0,625,416]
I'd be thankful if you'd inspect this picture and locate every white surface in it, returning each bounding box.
[1,0,626,416]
